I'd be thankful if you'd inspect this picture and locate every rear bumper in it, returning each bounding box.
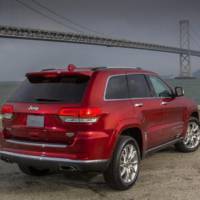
[0,130,113,161]
[0,150,109,172]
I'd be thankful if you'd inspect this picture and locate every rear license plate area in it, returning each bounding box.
[27,115,44,128]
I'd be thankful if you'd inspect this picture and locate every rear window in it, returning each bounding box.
[8,75,90,103]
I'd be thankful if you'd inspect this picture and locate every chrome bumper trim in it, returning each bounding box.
[5,139,67,148]
[0,150,108,164]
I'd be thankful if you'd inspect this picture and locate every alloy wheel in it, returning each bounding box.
[119,143,139,184]
[183,121,200,149]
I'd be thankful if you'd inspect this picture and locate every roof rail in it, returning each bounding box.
[91,66,142,71]
[91,66,107,71]
[106,66,142,70]
[40,66,142,72]
[41,68,56,71]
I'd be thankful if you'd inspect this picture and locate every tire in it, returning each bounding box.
[103,136,140,190]
[18,164,54,176]
[175,117,200,152]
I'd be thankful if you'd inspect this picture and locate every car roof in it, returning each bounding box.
[27,64,157,78]
[101,67,156,75]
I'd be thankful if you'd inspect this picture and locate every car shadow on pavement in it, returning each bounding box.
[59,171,111,195]
[145,145,177,158]
[0,164,117,198]
[0,146,183,198]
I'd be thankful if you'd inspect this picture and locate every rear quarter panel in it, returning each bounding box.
[83,71,147,158]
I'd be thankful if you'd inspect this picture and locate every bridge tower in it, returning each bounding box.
[179,20,191,77]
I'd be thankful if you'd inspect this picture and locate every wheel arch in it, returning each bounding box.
[110,125,146,159]
[191,111,199,120]
[120,127,144,158]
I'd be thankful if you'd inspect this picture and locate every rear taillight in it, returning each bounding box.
[1,104,14,119]
[59,108,102,123]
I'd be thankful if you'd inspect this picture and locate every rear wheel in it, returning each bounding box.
[175,117,200,152]
[18,164,53,176]
[104,136,140,190]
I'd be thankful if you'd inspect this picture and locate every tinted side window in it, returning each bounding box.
[127,74,151,98]
[149,76,172,98]
[105,75,128,99]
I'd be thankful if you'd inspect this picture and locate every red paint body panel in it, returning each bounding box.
[0,66,199,167]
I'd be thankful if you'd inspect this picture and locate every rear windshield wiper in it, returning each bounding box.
[35,98,62,102]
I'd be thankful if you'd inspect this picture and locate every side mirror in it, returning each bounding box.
[175,87,184,97]
[159,90,173,98]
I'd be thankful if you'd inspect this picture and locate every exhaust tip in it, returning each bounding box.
[60,166,78,171]
[1,156,13,163]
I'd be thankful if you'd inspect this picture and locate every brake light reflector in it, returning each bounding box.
[59,108,101,123]
[59,108,79,117]
[1,104,14,119]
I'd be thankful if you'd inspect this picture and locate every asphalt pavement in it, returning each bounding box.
[0,146,200,200]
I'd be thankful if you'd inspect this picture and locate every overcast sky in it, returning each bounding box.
[0,0,200,81]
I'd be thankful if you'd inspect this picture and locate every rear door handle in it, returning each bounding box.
[161,101,168,105]
[134,103,143,107]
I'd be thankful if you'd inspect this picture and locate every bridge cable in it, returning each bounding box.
[31,0,109,36]
[15,0,83,33]
[190,27,200,50]
[190,34,200,50]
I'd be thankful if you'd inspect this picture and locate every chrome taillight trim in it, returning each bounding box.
[59,116,99,123]
[2,113,13,119]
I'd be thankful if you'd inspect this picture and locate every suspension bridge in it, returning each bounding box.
[1,0,200,78]
[0,20,199,78]
[0,20,200,78]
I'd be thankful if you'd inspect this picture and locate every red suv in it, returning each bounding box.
[0,65,200,190]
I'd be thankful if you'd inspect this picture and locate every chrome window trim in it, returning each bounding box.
[104,96,168,101]
[103,73,167,101]
[5,139,67,148]
[103,73,128,101]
